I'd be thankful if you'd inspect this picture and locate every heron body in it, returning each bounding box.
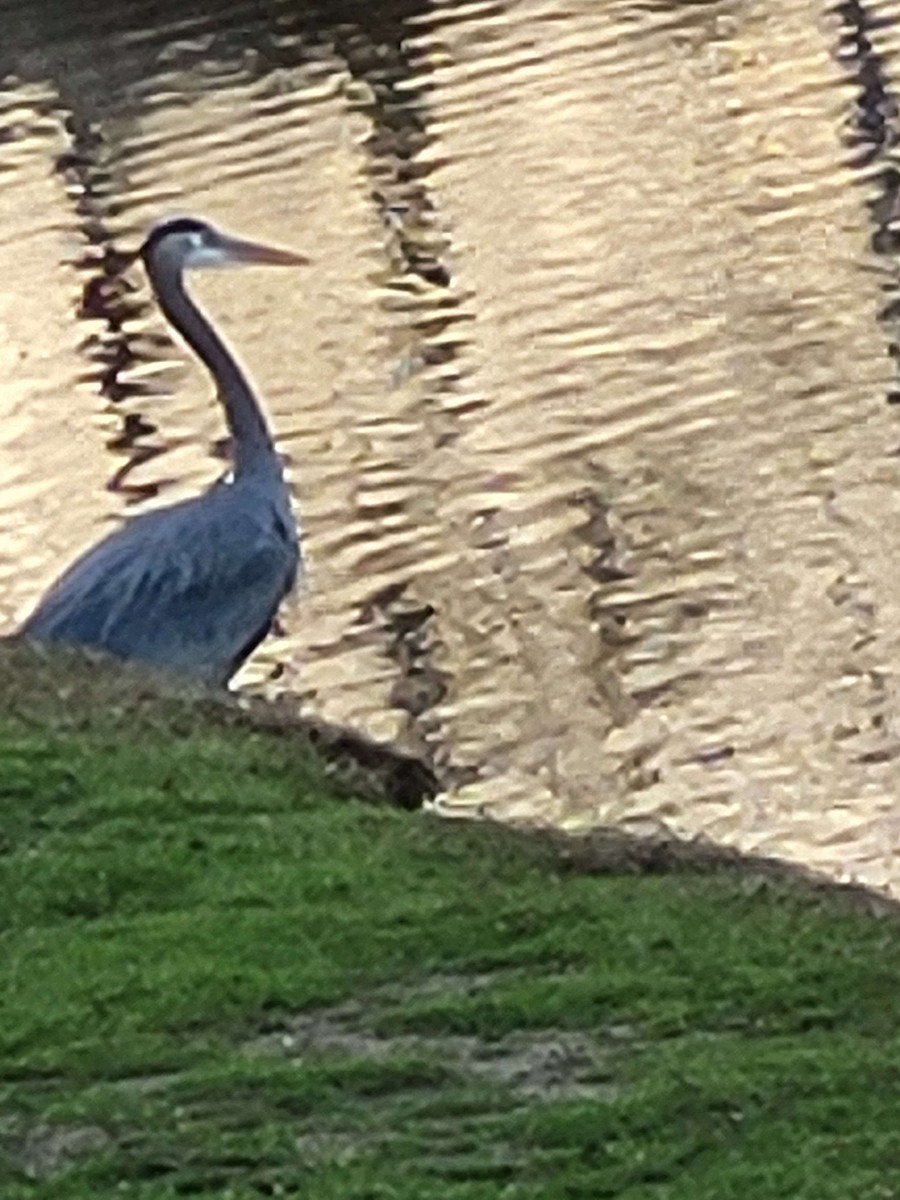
[21,217,307,686]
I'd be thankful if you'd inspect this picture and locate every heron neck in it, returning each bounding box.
[149,258,281,482]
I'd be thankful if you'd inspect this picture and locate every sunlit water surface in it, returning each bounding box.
[3,0,900,891]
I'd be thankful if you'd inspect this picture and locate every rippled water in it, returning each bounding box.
[4,0,900,891]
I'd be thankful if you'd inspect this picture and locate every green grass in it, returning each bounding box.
[1,643,900,1197]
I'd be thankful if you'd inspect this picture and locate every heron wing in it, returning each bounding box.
[23,487,299,684]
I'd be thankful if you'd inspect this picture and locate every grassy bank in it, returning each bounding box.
[1,644,899,1198]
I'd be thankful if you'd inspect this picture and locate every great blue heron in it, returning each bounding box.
[21,216,308,686]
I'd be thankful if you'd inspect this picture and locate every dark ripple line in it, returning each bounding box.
[834,0,900,405]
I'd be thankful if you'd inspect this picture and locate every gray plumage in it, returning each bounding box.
[21,217,307,686]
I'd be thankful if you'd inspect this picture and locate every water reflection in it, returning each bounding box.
[2,0,900,893]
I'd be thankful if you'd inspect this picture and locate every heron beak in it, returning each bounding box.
[220,234,309,267]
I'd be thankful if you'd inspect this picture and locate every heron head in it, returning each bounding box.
[141,216,309,271]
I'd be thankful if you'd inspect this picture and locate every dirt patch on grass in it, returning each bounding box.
[0,1118,110,1180]
[248,974,622,1102]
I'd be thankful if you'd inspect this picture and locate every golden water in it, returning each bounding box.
[3,0,900,891]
